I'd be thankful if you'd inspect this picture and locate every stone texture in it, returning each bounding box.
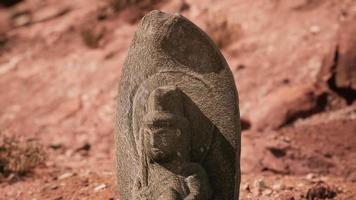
[335,17,356,90]
[116,10,241,200]
[248,84,324,130]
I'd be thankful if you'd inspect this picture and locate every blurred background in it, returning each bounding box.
[0,0,355,199]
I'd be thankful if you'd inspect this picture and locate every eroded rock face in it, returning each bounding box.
[248,84,326,130]
[336,18,356,91]
[116,10,241,200]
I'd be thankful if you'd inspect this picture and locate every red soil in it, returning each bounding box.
[0,0,355,199]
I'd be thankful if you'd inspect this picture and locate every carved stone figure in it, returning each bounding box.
[132,86,212,200]
[116,10,241,200]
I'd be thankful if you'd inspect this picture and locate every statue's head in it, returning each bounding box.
[142,86,191,163]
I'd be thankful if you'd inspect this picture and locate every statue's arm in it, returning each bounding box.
[184,175,202,200]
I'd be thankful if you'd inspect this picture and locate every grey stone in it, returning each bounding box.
[116,10,241,200]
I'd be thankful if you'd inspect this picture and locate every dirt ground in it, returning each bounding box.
[0,0,355,199]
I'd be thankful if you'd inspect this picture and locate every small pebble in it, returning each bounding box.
[58,172,75,180]
[262,189,273,196]
[252,178,267,195]
[297,182,305,188]
[305,173,316,180]
[50,184,59,190]
[94,184,107,192]
[254,178,267,189]
[310,25,321,34]
[272,182,285,190]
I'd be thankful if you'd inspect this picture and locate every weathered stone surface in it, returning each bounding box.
[335,18,356,90]
[116,10,240,200]
[248,84,324,130]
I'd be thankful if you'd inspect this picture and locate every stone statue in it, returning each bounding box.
[116,10,241,200]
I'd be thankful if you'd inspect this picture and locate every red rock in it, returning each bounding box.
[249,84,323,130]
[335,17,356,90]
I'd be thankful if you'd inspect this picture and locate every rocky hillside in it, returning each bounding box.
[0,0,355,199]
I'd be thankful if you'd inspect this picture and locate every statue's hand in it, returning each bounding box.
[183,164,212,199]
[184,193,198,200]
[185,175,200,194]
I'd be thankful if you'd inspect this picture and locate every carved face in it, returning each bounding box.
[143,124,186,163]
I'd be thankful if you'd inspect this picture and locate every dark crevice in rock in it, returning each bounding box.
[0,34,7,49]
[282,93,328,127]
[328,75,356,105]
[0,0,23,7]
[261,167,289,175]
[268,147,287,158]
[327,47,356,105]
[240,118,251,131]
